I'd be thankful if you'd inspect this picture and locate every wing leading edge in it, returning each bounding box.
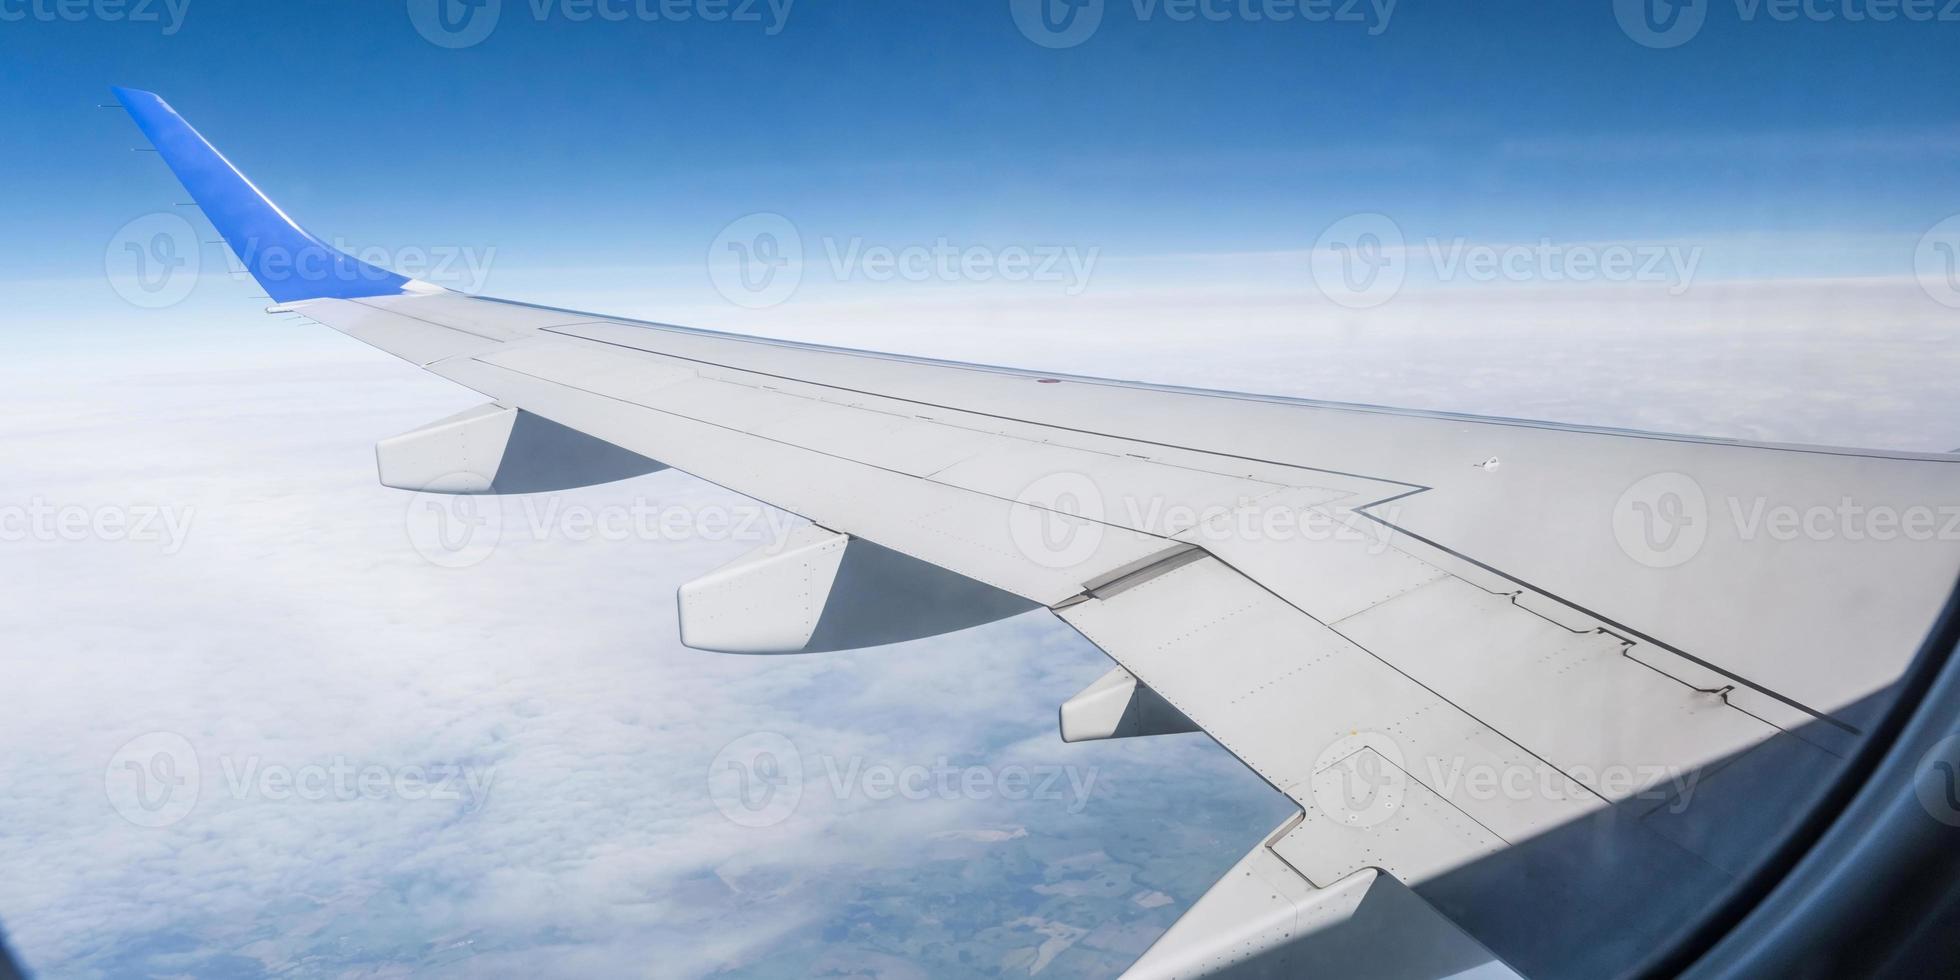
[118,88,1960,978]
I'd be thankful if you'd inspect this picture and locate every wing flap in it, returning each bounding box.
[1336,576,1779,799]
[1056,554,1604,847]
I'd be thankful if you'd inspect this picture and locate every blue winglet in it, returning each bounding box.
[113,87,411,303]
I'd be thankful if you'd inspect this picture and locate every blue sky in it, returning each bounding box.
[3,0,1958,295]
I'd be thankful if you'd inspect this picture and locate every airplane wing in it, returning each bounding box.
[114,88,1960,979]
